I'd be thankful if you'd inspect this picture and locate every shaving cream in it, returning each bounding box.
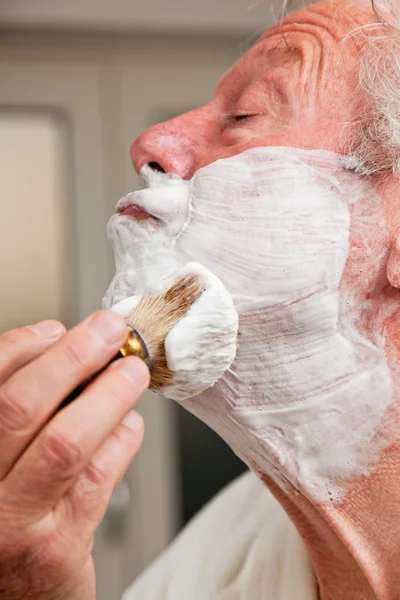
[110,262,239,401]
[104,147,394,503]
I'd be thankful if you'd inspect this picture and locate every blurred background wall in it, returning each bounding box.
[0,3,273,598]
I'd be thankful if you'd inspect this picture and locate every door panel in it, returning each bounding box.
[0,62,114,324]
[0,110,68,331]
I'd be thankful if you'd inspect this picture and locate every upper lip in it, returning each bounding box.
[117,193,142,212]
[116,193,157,220]
[116,181,190,223]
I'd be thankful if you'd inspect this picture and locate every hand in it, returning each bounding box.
[0,311,149,600]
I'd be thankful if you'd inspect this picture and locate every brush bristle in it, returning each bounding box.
[125,275,203,389]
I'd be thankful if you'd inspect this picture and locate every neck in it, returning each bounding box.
[263,475,372,600]
[263,436,400,600]
[184,310,400,599]
[189,383,400,599]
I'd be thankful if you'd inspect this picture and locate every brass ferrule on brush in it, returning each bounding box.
[118,329,150,365]
[59,328,149,410]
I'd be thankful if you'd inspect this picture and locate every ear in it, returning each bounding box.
[387,233,400,289]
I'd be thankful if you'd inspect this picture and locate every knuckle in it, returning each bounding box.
[82,459,108,488]
[0,327,32,349]
[43,319,65,332]
[110,425,126,444]
[61,338,90,372]
[110,423,143,453]
[0,387,31,433]
[101,371,136,410]
[39,428,84,476]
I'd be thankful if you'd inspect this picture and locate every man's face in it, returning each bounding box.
[106,0,375,305]
[104,0,398,501]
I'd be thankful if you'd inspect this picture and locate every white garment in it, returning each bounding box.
[122,472,317,600]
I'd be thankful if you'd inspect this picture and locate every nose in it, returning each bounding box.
[130,108,215,180]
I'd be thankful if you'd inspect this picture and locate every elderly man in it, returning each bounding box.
[0,0,399,599]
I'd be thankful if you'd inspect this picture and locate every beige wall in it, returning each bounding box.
[0,0,273,35]
[0,112,68,331]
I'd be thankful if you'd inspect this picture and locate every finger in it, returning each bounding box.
[5,357,149,510]
[0,321,65,385]
[60,411,144,535]
[0,310,128,480]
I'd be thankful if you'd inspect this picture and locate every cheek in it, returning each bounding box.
[220,117,289,148]
[179,150,352,304]
[197,134,294,170]
[196,122,351,172]
[339,191,390,308]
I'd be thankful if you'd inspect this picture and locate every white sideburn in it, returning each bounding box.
[111,262,239,401]
[104,147,394,504]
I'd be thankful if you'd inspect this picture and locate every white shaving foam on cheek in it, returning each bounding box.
[163,263,238,400]
[111,262,238,400]
[104,147,394,504]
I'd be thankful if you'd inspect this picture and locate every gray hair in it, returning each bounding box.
[275,0,400,177]
[345,0,400,176]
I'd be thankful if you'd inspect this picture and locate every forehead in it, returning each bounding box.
[215,0,373,94]
[272,0,375,39]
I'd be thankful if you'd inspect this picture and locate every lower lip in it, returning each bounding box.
[117,205,156,221]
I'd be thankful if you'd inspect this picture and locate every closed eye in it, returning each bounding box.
[233,114,251,121]
[225,113,259,126]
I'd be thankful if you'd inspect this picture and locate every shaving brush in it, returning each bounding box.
[61,263,238,407]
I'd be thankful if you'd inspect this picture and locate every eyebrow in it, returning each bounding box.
[279,31,296,53]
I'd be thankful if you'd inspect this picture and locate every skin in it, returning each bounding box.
[0,312,149,599]
[130,1,400,599]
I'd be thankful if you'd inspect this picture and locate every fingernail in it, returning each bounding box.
[122,411,144,432]
[115,357,150,387]
[87,310,127,345]
[27,320,65,338]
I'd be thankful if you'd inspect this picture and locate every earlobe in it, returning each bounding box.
[387,233,400,288]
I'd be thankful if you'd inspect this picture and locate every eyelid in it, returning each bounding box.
[226,112,261,125]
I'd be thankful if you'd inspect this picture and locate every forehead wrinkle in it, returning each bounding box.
[270,13,340,45]
[271,2,372,44]
[252,34,298,62]
[330,0,377,30]
[258,26,335,107]
[263,18,346,89]
[293,35,322,101]
[267,20,339,50]
[279,1,376,47]
[268,19,359,92]
[214,40,295,103]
